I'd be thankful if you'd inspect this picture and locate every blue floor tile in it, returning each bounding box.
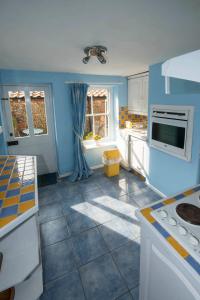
[131,188,161,208]
[112,241,140,289]
[117,292,134,300]
[39,168,160,299]
[39,186,62,207]
[99,217,138,251]
[99,182,126,198]
[79,180,99,193]
[72,227,108,266]
[61,194,88,216]
[82,187,105,202]
[40,217,70,247]
[39,202,63,224]
[130,286,139,300]
[42,239,77,283]
[68,210,97,235]
[40,270,85,300]
[80,253,127,300]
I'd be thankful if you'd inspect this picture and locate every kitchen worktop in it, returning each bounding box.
[0,155,38,238]
[138,185,200,276]
[120,128,148,141]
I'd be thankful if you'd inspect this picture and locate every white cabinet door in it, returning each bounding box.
[130,137,144,174]
[14,264,43,300]
[128,75,148,115]
[139,224,200,300]
[0,216,39,292]
[129,136,149,177]
[117,129,130,169]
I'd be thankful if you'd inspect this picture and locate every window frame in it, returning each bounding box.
[7,89,49,139]
[85,86,112,141]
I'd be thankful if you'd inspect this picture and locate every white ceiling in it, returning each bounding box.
[0,0,200,76]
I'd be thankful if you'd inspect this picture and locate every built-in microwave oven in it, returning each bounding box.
[150,105,194,161]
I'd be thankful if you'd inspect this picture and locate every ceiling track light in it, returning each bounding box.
[82,46,107,64]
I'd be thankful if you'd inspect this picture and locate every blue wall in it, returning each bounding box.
[0,69,127,175]
[148,63,200,196]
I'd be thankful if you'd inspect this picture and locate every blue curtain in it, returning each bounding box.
[69,83,92,181]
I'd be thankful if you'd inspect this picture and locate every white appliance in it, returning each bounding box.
[151,190,200,264]
[138,188,200,300]
[150,105,194,161]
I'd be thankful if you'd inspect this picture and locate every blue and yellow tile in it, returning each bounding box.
[21,185,35,194]
[0,205,18,218]
[0,185,8,192]
[0,155,36,230]
[6,188,20,198]
[0,215,17,228]
[2,196,19,208]
[20,192,35,203]
[8,182,21,190]
[0,179,9,186]
[18,200,35,214]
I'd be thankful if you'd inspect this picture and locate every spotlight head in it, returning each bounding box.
[82,56,90,64]
[82,46,107,64]
[97,54,106,64]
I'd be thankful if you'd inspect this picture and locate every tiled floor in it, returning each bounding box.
[39,168,161,300]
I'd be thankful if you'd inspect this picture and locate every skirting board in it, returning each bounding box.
[58,164,104,179]
[146,181,166,198]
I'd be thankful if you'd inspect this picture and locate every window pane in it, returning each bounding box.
[86,96,92,114]
[9,91,29,137]
[84,116,93,139]
[93,96,106,114]
[30,91,48,135]
[94,115,107,138]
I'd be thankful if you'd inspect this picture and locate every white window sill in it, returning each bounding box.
[83,140,117,150]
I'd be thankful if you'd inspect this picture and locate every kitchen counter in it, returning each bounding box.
[0,155,38,238]
[0,155,42,298]
[121,128,148,141]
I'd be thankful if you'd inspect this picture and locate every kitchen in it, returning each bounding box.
[0,1,200,300]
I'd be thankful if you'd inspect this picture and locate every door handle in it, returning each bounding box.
[7,140,19,146]
[0,252,3,271]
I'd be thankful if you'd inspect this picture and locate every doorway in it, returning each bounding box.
[1,85,57,175]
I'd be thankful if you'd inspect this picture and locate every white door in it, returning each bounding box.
[1,85,57,175]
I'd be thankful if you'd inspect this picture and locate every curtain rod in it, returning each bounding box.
[128,71,149,79]
[64,81,124,85]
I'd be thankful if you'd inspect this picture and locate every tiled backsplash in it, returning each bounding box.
[119,106,148,128]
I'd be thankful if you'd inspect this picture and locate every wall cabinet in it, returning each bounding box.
[128,74,149,115]
[129,135,149,177]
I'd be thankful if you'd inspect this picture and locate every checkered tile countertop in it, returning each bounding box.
[139,186,200,276]
[0,155,38,238]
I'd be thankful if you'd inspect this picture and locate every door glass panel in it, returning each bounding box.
[8,91,30,137]
[30,91,48,135]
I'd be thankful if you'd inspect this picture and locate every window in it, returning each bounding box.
[8,89,48,137]
[84,87,110,140]
[9,91,30,137]
[30,91,48,135]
